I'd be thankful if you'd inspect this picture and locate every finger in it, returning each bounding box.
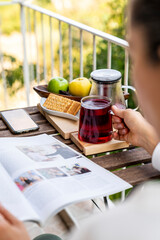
[0,214,5,222]
[119,134,127,141]
[113,123,125,130]
[0,205,19,225]
[112,132,120,140]
[118,128,129,135]
[112,105,125,119]
[113,132,127,142]
[112,115,122,123]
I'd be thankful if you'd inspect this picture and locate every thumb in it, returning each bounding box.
[111,105,125,119]
[0,205,19,225]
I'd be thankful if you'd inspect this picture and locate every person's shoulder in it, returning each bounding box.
[152,142,160,171]
[70,182,160,240]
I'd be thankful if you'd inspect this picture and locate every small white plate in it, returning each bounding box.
[40,98,79,121]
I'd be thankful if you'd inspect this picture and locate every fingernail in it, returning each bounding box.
[112,105,117,109]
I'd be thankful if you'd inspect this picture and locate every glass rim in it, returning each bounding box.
[81,95,112,108]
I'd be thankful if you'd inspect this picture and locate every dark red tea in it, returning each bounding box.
[78,97,112,144]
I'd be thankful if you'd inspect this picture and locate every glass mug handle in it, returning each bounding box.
[122,85,139,111]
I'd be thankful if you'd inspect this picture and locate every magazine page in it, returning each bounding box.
[0,134,83,223]
[0,163,40,223]
[0,134,132,224]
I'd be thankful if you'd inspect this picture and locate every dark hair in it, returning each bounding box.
[130,0,160,63]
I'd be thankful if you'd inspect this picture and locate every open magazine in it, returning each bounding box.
[0,134,132,226]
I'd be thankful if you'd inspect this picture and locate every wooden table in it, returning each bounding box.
[1,106,160,186]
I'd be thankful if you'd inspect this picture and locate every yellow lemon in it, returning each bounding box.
[69,77,91,97]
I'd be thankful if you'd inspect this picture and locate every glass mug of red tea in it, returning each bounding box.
[78,95,112,144]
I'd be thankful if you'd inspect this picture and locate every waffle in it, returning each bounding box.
[43,93,81,116]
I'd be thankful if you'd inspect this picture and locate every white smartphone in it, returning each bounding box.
[1,109,39,134]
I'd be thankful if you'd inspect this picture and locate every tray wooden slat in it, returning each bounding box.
[91,148,151,170]
[22,106,40,115]
[114,163,160,185]
[54,135,72,145]
[0,123,56,137]
[0,106,40,117]
[0,120,7,130]
[30,113,48,124]
[37,104,79,139]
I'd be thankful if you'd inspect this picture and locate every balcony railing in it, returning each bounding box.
[0,0,129,108]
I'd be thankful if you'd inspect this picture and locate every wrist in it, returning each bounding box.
[140,127,159,155]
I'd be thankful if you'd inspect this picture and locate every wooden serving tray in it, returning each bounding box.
[37,104,79,139]
[71,132,129,156]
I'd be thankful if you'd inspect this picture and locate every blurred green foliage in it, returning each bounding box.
[3,54,24,95]
[0,0,136,108]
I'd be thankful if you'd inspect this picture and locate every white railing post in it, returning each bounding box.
[0,52,7,108]
[20,2,30,106]
[124,49,129,87]
[50,16,54,78]
[69,25,73,82]
[93,35,96,70]
[27,8,34,82]
[124,49,129,106]
[33,10,40,83]
[107,41,112,69]
[80,29,83,77]
[59,20,63,77]
[41,13,47,82]
[0,20,7,108]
